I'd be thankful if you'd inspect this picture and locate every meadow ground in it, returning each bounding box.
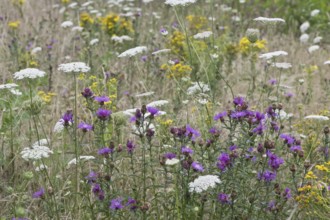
[1,0,330,219]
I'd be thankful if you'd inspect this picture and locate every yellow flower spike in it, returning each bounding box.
[80,12,94,27]
[305,171,317,179]
[78,73,85,80]
[316,165,329,172]
[8,21,20,29]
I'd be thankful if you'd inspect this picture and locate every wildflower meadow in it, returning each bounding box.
[1,0,330,219]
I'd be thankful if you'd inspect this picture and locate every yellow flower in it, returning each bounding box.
[29,61,38,67]
[166,63,192,79]
[80,12,94,27]
[254,40,266,50]
[305,171,317,179]
[101,13,133,36]
[239,37,251,53]
[8,21,20,29]
[78,73,85,81]
[168,31,186,57]
[186,15,207,31]
[315,165,329,172]
[38,91,57,104]
[61,0,70,3]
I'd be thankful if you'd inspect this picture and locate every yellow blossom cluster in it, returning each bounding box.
[186,15,207,32]
[8,21,20,29]
[100,13,133,36]
[167,31,186,57]
[239,37,266,56]
[161,62,192,79]
[80,12,94,27]
[38,91,57,104]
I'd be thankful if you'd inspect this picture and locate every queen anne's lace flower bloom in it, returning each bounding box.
[118,46,147,58]
[53,119,65,133]
[152,49,171,55]
[304,115,329,121]
[0,83,18,90]
[31,47,42,54]
[58,62,90,73]
[61,21,73,28]
[300,21,310,33]
[189,175,221,193]
[324,60,330,65]
[253,17,285,24]
[311,9,320,17]
[193,31,213,39]
[300,34,309,43]
[135,91,154,97]
[259,51,288,60]
[89,38,99,45]
[165,0,197,6]
[21,140,53,161]
[111,35,133,43]
[72,26,84,32]
[165,158,180,165]
[271,62,292,69]
[308,45,320,53]
[147,100,169,107]
[14,68,46,80]
[187,82,210,95]
[67,156,95,167]
[313,36,322,44]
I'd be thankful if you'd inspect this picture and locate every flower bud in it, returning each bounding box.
[246,28,260,43]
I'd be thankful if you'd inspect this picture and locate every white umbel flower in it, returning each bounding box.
[259,51,288,60]
[271,62,292,69]
[21,140,53,161]
[31,47,42,54]
[53,119,65,133]
[193,31,213,39]
[135,91,154,97]
[324,60,330,65]
[67,156,95,167]
[189,175,221,193]
[165,0,197,6]
[311,9,320,17]
[147,100,169,107]
[187,82,210,95]
[165,158,180,165]
[9,88,22,96]
[253,17,285,24]
[308,45,320,53]
[118,46,147,58]
[313,36,322,44]
[35,164,48,172]
[300,21,310,33]
[58,62,90,73]
[152,49,171,55]
[14,68,46,80]
[300,33,309,43]
[111,35,133,43]
[61,21,73,28]
[89,38,99,45]
[71,26,84,32]
[304,115,329,121]
[0,83,18,90]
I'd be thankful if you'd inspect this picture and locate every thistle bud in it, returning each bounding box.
[246,28,260,43]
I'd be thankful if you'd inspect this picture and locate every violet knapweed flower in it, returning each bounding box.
[233,96,246,107]
[94,96,110,105]
[253,111,265,123]
[270,121,279,132]
[258,170,276,182]
[141,55,148,62]
[81,87,93,98]
[267,151,284,170]
[92,183,105,200]
[283,188,291,199]
[32,187,45,198]
[164,152,176,159]
[266,106,277,118]
[96,108,111,120]
[218,193,231,204]
[268,79,277,85]
[279,133,295,145]
[214,111,227,121]
[290,145,302,153]
[62,111,73,126]
[85,171,98,183]
[127,140,135,153]
[185,124,201,140]
[230,111,247,119]
[110,198,124,210]
[78,122,93,132]
[267,201,276,211]
[252,123,265,135]
[181,146,194,155]
[217,153,231,171]
[229,145,238,151]
[126,197,138,211]
[98,147,113,156]
[147,106,159,116]
[191,161,204,172]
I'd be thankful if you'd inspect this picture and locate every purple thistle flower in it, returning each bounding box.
[267,200,276,211]
[96,108,111,121]
[279,133,295,145]
[141,55,148,62]
[253,111,265,123]
[233,96,245,106]
[94,96,110,105]
[217,153,231,171]
[98,147,113,156]
[92,183,101,194]
[218,193,231,204]
[268,79,277,85]
[32,188,45,199]
[62,111,73,126]
[270,121,279,132]
[267,151,284,170]
[185,124,201,140]
[181,146,194,155]
[258,170,276,182]
[164,152,176,159]
[191,161,204,172]
[127,140,135,153]
[230,111,247,119]
[147,106,159,116]
[78,122,93,132]
[85,171,98,183]
[81,88,93,98]
[290,145,302,153]
[126,197,138,211]
[266,106,277,118]
[252,123,265,135]
[229,145,238,151]
[283,188,291,200]
[214,111,227,121]
[110,198,124,210]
